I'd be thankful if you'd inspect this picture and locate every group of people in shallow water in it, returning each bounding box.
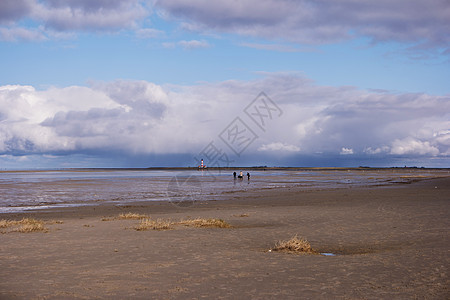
[233,171,250,180]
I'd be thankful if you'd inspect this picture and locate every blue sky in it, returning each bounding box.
[0,0,449,168]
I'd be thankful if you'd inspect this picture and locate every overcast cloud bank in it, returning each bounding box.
[1,74,448,167]
[157,0,449,49]
[1,0,448,57]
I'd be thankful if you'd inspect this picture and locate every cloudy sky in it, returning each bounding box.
[0,0,449,168]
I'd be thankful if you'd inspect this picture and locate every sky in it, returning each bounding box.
[0,0,449,169]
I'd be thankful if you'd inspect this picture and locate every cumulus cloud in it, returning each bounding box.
[258,142,300,152]
[340,147,354,155]
[390,138,439,156]
[0,74,449,164]
[156,0,450,52]
[364,146,389,155]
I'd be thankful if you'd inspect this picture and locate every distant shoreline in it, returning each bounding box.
[1,166,449,173]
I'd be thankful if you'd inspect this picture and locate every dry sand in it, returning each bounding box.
[0,177,449,299]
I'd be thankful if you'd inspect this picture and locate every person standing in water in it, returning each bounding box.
[233,172,237,179]
[247,172,250,180]
[238,171,243,179]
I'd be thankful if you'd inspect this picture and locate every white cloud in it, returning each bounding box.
[163,39,210,50]
[390,138,440,156]
[178,39,210,49]
[434,131,450,155]
[340,147,354,155]
[258,142,300,152]
[0,26,47,41]
[0,74,449,161]
[364,146,389,155]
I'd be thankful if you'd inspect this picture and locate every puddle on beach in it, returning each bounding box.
[320,252,337,256]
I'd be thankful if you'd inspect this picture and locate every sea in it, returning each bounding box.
[0,168,448,213]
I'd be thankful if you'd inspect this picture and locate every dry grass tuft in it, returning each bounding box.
[179,218,231,228]
[0,218,60,233]
[271,235,317,254]
[0,219,14,228]
[16,218,48,233]
[17,220,47,233]
[119,212,148,220]
[132,217,231,231]
[135,218,173,231]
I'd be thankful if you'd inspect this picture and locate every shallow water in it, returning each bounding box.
[0,169,447,213]
[320,253,337,256]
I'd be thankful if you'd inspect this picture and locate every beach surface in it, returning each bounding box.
[1,177,449,299]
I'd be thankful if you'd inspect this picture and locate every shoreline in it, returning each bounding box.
[1,177,449,299]
[1,169,449,216]
[1,166,450,173]
[2,176,448,220]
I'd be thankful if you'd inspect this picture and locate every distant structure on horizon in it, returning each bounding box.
[198,159,207,170]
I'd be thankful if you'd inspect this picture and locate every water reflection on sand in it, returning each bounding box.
[0,169,448,213]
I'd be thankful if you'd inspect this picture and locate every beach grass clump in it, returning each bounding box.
[119,212,148,220]
[179,218,231,228]
[0,219,13,228]
[130,217,231,231]
[0,218,56,233]
[135,218,173,231]
[271,235,316,254]
[16,218,48,233]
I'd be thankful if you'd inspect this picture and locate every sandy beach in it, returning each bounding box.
[1,177,449,299]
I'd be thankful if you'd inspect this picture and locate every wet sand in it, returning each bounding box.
[1,177,449,299]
